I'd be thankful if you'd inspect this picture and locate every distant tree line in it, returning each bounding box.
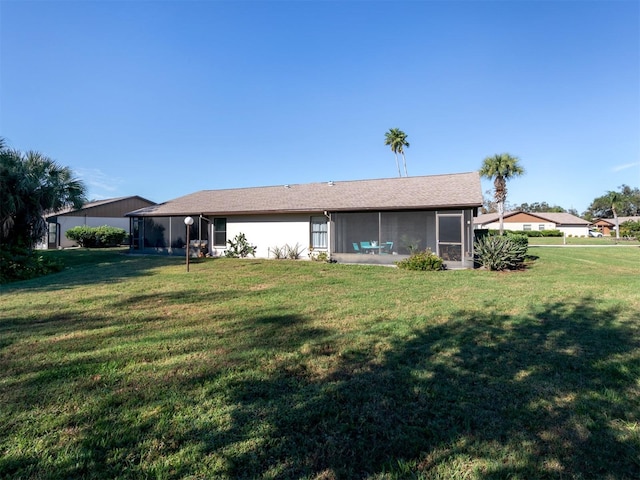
[482,184,639,220]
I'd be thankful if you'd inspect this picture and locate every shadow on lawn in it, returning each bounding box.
[1,295,638,479]
[0,249,188,292]
[200,296,639,479]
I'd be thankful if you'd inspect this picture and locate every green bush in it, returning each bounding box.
[0,245,63,283]
[474,234,528,271]
[620,220,640,239]
[396,249,444,271]
[66,225,127,248]
[488,229,562,237]
[225,233,257,258]
[505,232,529,248]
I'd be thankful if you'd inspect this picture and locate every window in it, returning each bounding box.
[538,224,545,231]
[213,218,227,246]
[310,216,328,248]
[523,224,532,231]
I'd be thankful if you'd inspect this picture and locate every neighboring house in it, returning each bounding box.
[474,211,591,237]
[126,172,483,268]
[43,196,156,249]
[593,217,640,236]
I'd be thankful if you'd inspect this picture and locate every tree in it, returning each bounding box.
[608,191,621,240]
[479,153,525,235]
[513,201,566,213]
[384,128,410,177]
[584,185,640,220]
[0,139,86,249]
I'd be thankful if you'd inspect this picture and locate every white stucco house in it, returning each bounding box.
[43,196,156,249]
[126,172,484,268]
[474,211,591,237]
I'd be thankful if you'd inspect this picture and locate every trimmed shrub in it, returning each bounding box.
[396,249,444,271]
[488,229,562,237]
[474,234,528,271]
[66,225,127,248]
[505,232,529,248]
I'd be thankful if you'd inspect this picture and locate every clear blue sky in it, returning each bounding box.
[1,0,638,215]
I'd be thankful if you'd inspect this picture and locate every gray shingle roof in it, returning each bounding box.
[128,172,482,217]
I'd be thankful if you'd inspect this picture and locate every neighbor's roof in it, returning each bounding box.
[475,211,590,226]
[127,172,483,217]
[46,196,156,218]
[596,216,640,224]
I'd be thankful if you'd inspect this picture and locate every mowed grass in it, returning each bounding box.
[1,247,639,479]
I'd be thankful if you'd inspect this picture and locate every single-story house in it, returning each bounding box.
[474,211,591,237]
[592,216,640,236]
[126,172,483,268]
[43,196,156,249]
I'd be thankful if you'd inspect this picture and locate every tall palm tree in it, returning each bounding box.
[479,153,525,235]
[608,191,621,240]
[384,128,410,177]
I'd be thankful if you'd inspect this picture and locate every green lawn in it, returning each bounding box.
[1,247,639,479]
[528,236,639,246]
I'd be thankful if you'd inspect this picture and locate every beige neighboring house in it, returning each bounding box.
[474,211,591,237]
[43,196,156,249]
[126,172,484,268]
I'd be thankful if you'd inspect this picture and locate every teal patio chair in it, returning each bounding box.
[352,242,361,253]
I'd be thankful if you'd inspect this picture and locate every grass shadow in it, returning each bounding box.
[191,296,639,478]
[1,293,638,479]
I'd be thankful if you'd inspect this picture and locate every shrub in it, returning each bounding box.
[474,234,528,271]
[285,243,305,259]
[0,245,63,283]
[225,233,257,258]
[396,249,444,271]
[505,232,529,248]
[309,247,332,263]
[268,245,286,259]
[620,220,640,239]
[488,229,562,238]
[66,225,127,248]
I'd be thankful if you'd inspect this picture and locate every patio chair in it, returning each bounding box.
[360,241,371,253]
[352,242,361,253]
[384,241,393,253]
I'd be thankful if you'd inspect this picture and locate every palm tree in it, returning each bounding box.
[608,191,621,240]
[479,153,525,235]
[384,128,410,177]
[0,139,86,248]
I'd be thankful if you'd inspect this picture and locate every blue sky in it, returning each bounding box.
[1,0,638,214]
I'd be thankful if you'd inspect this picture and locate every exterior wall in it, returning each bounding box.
[77,197,155,218]
[210,213,319,259]
[56,216,132,248]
